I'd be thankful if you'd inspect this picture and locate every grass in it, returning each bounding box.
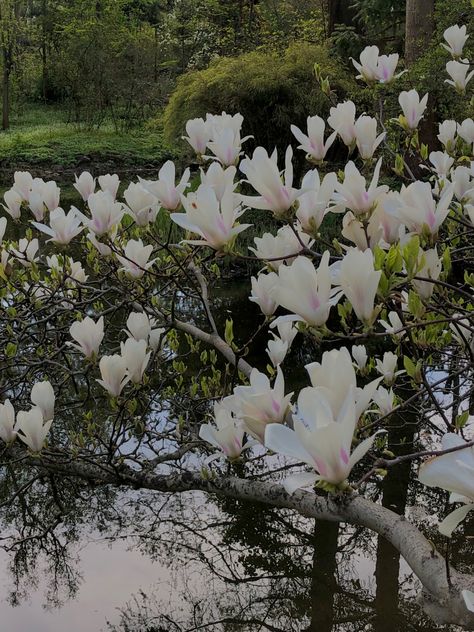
[0,104,178,170]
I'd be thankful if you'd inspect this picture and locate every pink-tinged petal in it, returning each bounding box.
[264,423,313,465]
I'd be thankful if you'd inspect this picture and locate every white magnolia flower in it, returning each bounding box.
[442,25,469,58]
[31,380,55,421]
[68,316,104,358]
[428,151,454,179]
[116,239,156,278]
[149,327,166,352]
[82,190,124,236]
[183,117,212,155]
[98,173,120,199]
[351,46,403,84]
[438,120,458,151]
[140,161,190,211]
[74,172,96,201]
[354,116,385,160]
[449,314,474,353]
[0,217,7,243]
[266,336,289,367]
[372,386,395,415]
[126,312,154,342]
[2,188,22,219]
[199,403,250,460]
[379,311,405,338]
[15,407,52,452]
[452,166,474,203]
[120,338,150,384]
[10,238,39,266]
[296,170,337,235]
[239,146,302,218]
[331,159,388,216]
[445,59,474,93]
[418,433,474,536]
[271,321,298,348]
[392,181,453,235]
[12,171,33,200]
[97,355,129,397]
[375,351,402,384]
[458,118,474,147]
[328,101,357,147]
[341,210,382,251]
[249,224,314,270]
[291,116,337,162]
[337,248,381,324]
[352,345,367,371]
[412,248,442,299]
[0,400,16,444]
[206,127,250,166]
[398,90,428,130]
[249,272,279,316]
[123,182,158,226]
[200,163,237,201]
[32,207,84,245]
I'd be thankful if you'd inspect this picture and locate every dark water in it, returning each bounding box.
[0,175,470,631]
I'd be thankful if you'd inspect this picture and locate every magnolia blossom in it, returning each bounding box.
[171,184,250,250]
[458,118,474,147]
[223,367,292,443]
[438,120,458,151]
[271,253,340,327]
[305,347,380,419]
[206,127,250,166]
[412,248,442,300]
[328,101,357,147]
[32,207,84,245]
[97,355,129,397]
[239,146,301,218]
[140,161,190,211]
[200,163,237,201]
[392,181,453,235]
[428,151,454,179]
[183,117,212,155]
[10,238,39,266]
[342,210,382,251]
[74,172,96,201]
[377,53,404,83]
[199,403,249,460]
[352,345,368,371]
[0,217,6,243]
[126,312,154,342]
[452,166,474,203]
[87,231,114,257]
[31,381,55,421]
[265,387,381,491]
[398,90,428,131]
[266,336,289,367]
[0,400,16,444]
[149,327,166,352]
[291,116,337,162]
[354,116,385,161]
[442,25,469,58]
[12,171,33,200]
[337,248,381,324]
[450,315,474,354]
[271,321,298,348]
[249,272,279,316]
[98,173,120,199]
[15,407,52,452]
[418,433,474,536]
[379,311,405,338]
[351,45,379,81]
[2,188,22,219]
[123,182,158,226]
[81,190,124,236]
[68,316,104,358]
[116,239,156,278]
[249,224,314,270]
[375,351,401,384]
[332,159,387,216]
[296,170,337,234]
[120,338,150,384]
[445,60,474,93]
[372,386,395,415]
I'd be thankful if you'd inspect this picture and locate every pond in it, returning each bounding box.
[0,172,471,631]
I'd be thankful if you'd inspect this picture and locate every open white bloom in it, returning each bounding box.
[291,116,337,162]
[438,120,458,151]
[98,173,120,199]
[12,171,33,200]
[31,381,55,422]
[199,403,250,460]
[2,188,22,219]
[328,101,357,146]
[458,118,474,147]
[41,180,61,212]
[68,316,104,358]
[0,400,16,444]
[451,166,474,203]
[272,321,298,348]
[32,207,84,245]
[392,181,453,235]
[331,159,387,216]
[377,53,404,83]
[271,253,340,327]
[418,433,474,536]
[183,117,212,155]
[206,127,250,166]
[337,248,381,324]
[74,172,96,201]
[265,387,381,491]
[123,182,158,226]
[445,60,474,93]
[15,407,52,452]
[354,116,385,161]
[223,367,292,443]
[450,314,474,353]
[266,336,289,367]
[352,345,367,371]
[149,327,166,352]
[296,170,337,234]
[398,90,428,130]
[10,238,39,266]
[250,224,313,270]
[379,311,405,338]
[240,146,301,218]
[372,386,395,415]
[116,239,156,278]
[120,338,150,384]
[351,45,379,81]
[305,347,381,419]
[140,161,190,211]
[97,355,129,397]
[200,163,237,201]
[87,230,114,257]
[442,25,469,58]
[126,312,154,342]
[0,217,7,243]
[375,351,402,384]
[428,151,454,179]
[81,190,124,236]
[342,210,382,251]
[412,248,442,299]
[249,272,279,316]
[171,184,250,250]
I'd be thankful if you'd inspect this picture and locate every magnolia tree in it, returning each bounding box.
[2,23,474,628]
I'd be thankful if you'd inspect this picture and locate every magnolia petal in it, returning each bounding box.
[264,423,313,465]
[438,503,474,537]
[282,472,319,495]
[348,430,385,471]
[462,590,474,613]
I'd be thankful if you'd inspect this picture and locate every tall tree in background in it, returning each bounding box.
[404,0,434,66]
[327,0,356,35]
[0,0,20,130]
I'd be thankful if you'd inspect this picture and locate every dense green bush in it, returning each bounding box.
[163,42,361,156]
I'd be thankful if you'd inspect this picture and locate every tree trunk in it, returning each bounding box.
[405,0,435,67]
[327,0,356,36]
[2,49,10,131]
